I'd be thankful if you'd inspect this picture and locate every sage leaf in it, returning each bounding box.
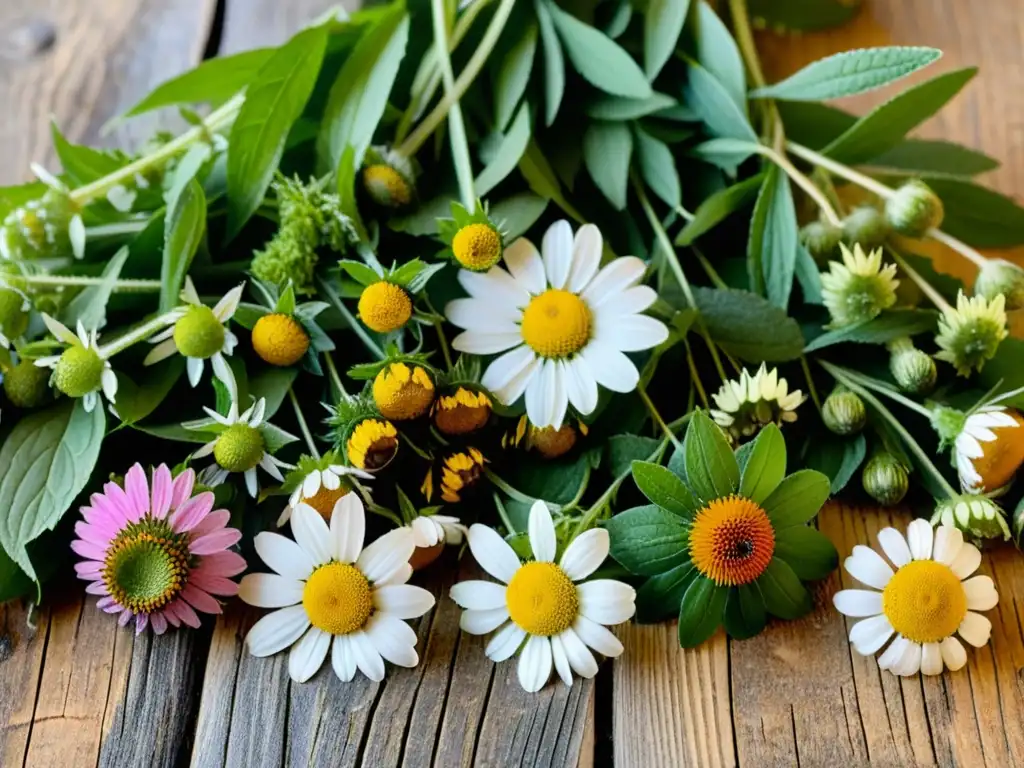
[113,358,186,426]
[805,433,866,494]
[747,0,860,32]
[606,435,662,479]
[689,138,758,175]
[493,20,538,131]
[676,175,763,245]
[490,193,549,240]
[803,309,938,352]
[747,164,799,309]
[475,104,532,197]
[585,93,677,121]
[694,1,747,113]
[634,128,681,208]
[534,0,566,126]
[868,140,999,177]
[160,178,206,313]
[644,0,690,80]
[635,562,697,622]
[226,23,328,241]
[0,400,105,581]
[684,61,757,142]
[691,286,805,362]
[583,121,633,210]
[752,46,942,101]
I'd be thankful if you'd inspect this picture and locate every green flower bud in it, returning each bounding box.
[974,258,1024,310]
[822,386,866,435]
[885,180,944,237]
[934,291,1008,377]
[363,164,413,209]
[842,206,890,250]
[0,189,83,262]
[2,359,52,409]
[173,305,225,359]
[251,220,319,296]
[0,287,29,339]
[888,338,937,395]
[274,175,355,255]
[861,453,909,507]
[53,345,104,398]
[800,221,842,263]
[820,243,900,327]
[928,404,966,448]
[214,424,266,472]
[931,494,1010,541]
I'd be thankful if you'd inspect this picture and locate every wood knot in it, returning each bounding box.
[0,635,12,664]
[4,19,57,59]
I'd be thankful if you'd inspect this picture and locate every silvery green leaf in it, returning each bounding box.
[490,193,549,240]
[61,245,129,330]
[683,60,757,141]
[534,0,566,126]
[475,104,532,198]
[493,20,538,131]
[694,1,746,113]
[585,93,677,121]
[747,164,798,309]
[644,0,690,80]
[634,129,681,208]
[160,178,206,313]
[675,174,763,245]
[691,286,805,362]
[583,121,633,210]
[688,138,758,175]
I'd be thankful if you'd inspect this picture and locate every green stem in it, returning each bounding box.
[323,353,348,399]
[926,227,989,270]
[692,248,728,289]
[430,0,476,208]
[85,221,149,238]
[399,431,434,461]
[493,492,518,535]
[316,275,386,360]
[683,340,710,410]
[800,356,822,414]
[397,0,517,157]
[728,0,767,89]
[824,361,933,419]
[754,145,842,226]
[71,94,243,206]
[786,141,894,199]
[638,384,684,451]
[887,248,953,314]
[425,296,453,369]
[558,464,591,514]
[99,311,179,358]
[289,387,321,459]
[9,274,161,292]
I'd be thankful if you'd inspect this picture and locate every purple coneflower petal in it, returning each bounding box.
[118,610,133,626]
[151,464,173,519]
[190,509,231,538]
[150,613,168,635]
[170,469,196,511]
[74,521,111,547]
[124,464,150,519]
[71,539,107,561]
[196,551,247,578]
[100,482,134,525]
[85,581,109,596]
[190,571,240,596]
[75,561,102,578]
[170,599,202,628]
[169,492,214,533]
[135,613,149,634]
[190,528,242,555]
[181,584,222,615]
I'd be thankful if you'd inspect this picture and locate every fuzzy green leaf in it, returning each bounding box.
[688,138,757,174]
[61,246,130,330]
[631,461,700,518]
[644,0,690,80]
[113,358,186,426]
[583,121,633,210]
[757,558,813,619]
[804,434,866,494]
[634,128,681,208]
[804,309,938,352]
[774,527,839,581]
[494,21,538,131]
[490,193,549,240]
[683,411,739,503]
[747,163,798,308]
[922,176,1024,248]
[739,424,786,504]
[691,286,805,362]
[868,140,999,177]
[605,504,689,576]
[747,0,860,32]
[676,175,763,245]
[586,93,677,121]
[762,470,832,529]
[606,435,662,479]
[684,61,757,141]
[160,178,206,313]
[678,576,727,647]
[249,367,298,419]
[534,0,566,126]
[51,123,125,185]
[694,1,747,113]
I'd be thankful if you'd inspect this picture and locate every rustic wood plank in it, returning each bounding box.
[0,602,49,767]
[219,0,350,54]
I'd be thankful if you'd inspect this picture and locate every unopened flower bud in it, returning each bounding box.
[974,258,1024,310]
[822,386,866,435]
[885,180,944,237]
[888,338,937,395]
[2,359,51,409]
[800,221,842,263]
[0,189,83,262]
[0,286,29,340]
[862,453,909,507]
[931,494,1010,541]
[842,206,890,250]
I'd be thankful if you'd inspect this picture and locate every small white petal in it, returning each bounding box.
[567,224,602,293]
[358,528,416,585]
[467,524,521,583]
[579,341,639,393]
[833,589,883,618]
[550,634,574,687]
[932,526,964,566]
[460,607,510,635]
[558,627,598,679]
[877,528,912,568]
[844,546,893,590]
[373,584,435,619]
[349,630,386,682]
[254,532,315,581]
[906,519,934,560]
[958,611,992,647]
[848,614,894,656]
[950,543,982,579]
[238,573,304,608]
[331,635,358,682]
[485,622,527,662]
[559,529,609,582]
[877,634,908,671]
[450,580,507,611]
[527,501,557,562]
[365,613,420,668]
[962,576,998,611]
[503,237,547,295]
[187,356,204,387]
[245,605,310,657]
[894,641,922,677]
[291,504,333,566]
[572,615,624,657]
[921,642,943,675]
[577,580,636,625]
[288,627,330,682]
[214,283,245,321]
[541,219,573,290]
[517,635,553,693]
[940,636,968,671]
[330,493,365,563]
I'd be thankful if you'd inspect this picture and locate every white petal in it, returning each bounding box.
[932,526,964,566]
[832,589,883,618]
[358,528,416,585]
[877,634,908,671]
[485,622,527,662]
[921,642,943,675]
[254,532,315,581]
[541,219,573,290]
[596,285,658,318]
[330,494,365,563]
[83,392,97,412]
[577,580,636,625]
[451,329,523,355]
[449,580,507,611]
[213,283,245,321]
[244,468,258,498]
[559,627,598,679]
[894,641,922,677]
[581,257,646,309]
[579,341,639,393]
[349,629,386,682]
[365,613,419,668]
[181,276,201,305]
[467,524,521,583]
[950,542,982,579]
[940,636,968,671]
[958,611,992,647]
[482,345,538,406]
[101,368,118,401]
[550,634,573,687]
[445,298,519,333]
[187,356,204,387]
[288,627,330,682]
[524,359,557,428]
[42,314,77,345]
[302,470,322,499]
[594,314,668,353]
[259,453,285,482]
[848,614,894,656]
[410,516,440,548]
[291,504,333,566]
[843,545,893,589]
[562,358,599,417]
[503,237,547,295]
[567,223,602,293]
[460,607,511,635]
[559,529,609,582]
[906,519,934,560]
[374,562,413,587]
[331,635,358,682]
[546,359,568,430]
[962,576,998,611]
[517,635,553,693]
[373,584,435,619]
[245,606,310,657]
[528,501,557,562]
[458,266,530,308]
[211,354,237,401]
[238,573,304,608]
[877,528,912,568]
[572,615,624,657]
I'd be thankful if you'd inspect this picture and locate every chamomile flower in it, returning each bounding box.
[446,220,668,429]
[34,315,116,412]
[361,146,416,209]
[950,407,1024,493]
[710,364,805,439]
[820,243,899,327]
[278,451,373,527]
[188,397,296,497]
[145,277,243,390]
[931,494,1011,541]
[239,496,435,683]
[834,521,998,676]
[408,512,467,570]
[450,501,634,692]
[934,291,1008,377]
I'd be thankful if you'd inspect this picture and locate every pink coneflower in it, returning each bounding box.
[72,463,245,634]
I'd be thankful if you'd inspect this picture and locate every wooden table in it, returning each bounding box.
[1,1,1023,766]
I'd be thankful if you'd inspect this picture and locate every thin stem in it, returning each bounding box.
[424,296,453,369]
[825,361,934,418]
[289,387,320,459]
[397,0,517,157]
[727,0,767,88]
[71,94,243,206]
[493,493,518,535]
[485,468,543,507]
[99,311,179,358]
[755,145,842,226]
[316,275,386,360]
[323,353,348,399]
[800,356,822,414]
[8,274,161,292]
[927,227,989,270]
[692,247,728,289]
[85,221,149,238]
[683,339,711,410]
[430,0,476,208]
[558,464,591,515]
[399,431,434,461]
[888,249,953,314]
[786,141,894,200]
[638,384,684,451]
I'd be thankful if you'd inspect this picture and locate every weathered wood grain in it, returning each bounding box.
[219,0,350,54]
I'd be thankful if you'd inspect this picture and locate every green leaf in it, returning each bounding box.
[494,20,538,131]
[636,561,697,623]
[338,259,382,286]
[505,451,591,505]
[160,178,206,312]
[747,0,860,32]
[689,138,757,173]
[586,93,677,121]
[739,424,786,504]
[678,576,727,648]
[694,1,747,113]
[606,435,661,478]
[61,245,130,330]
[249,367,298,419]
[644,0,690,80]
[490,193,548,240]
[757,558,813,619]
[723,584,767,640]
[775,101,856,150]
[752,46,942,101]
[804,309,938,352]
[921,176,1024,248]
[0,400,105,580]
[774,527,839,581]
[747,163,798,308]
[547,0,653,99]
[117,48,273,120]
[226,23,328,241]
[634,128,681,208]
[605,504,689,576]
[805,434,866,494]
[683,411,739,503]
[762,469,831,529]
[0,544,35,603]
[534,0,566,126]
[631,461,700,518]
[823,68,977,164]
[899,251,964,302]
[583,121,633,210]
[475,104,532,197]
[676,175,763,245]
[684,61,757,141]
[691,286,805,362]
[867,140,999,177]
[51,123,124,185]
[113,358,186,425]
[795,245,823,304]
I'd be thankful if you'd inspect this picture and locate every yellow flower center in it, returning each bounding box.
[882,560,967,644]
[689,495,775,586]
[363,164,412,208]
[358,282,412,334]
[452,223,502,271]
[373,363,435,420]
[251,313,310,367]
[440,447,486,503]
[347,419,399,470]
[432,388,492,435]
[970,410,1024,492]
[506,562,579,636]
[303,485,349,521]
[520,289,592,359]
[302,562,373,635]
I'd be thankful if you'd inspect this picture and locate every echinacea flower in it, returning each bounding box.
[278,451,373,527]
[606,415,836,647]
[145,277,243,389]
[934,291,1007,377]
[833,520,998,676]
[34,315,116,412]
[239,495,434,683]
[446,219,668,429]
[451,500,634,692]
[710,363,804,439]
[820,243,899,327]
[72,464,244,634]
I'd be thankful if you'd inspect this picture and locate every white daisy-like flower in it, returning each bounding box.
[951,406,1023,493]
[34,315,117,412]
[144,277,243,392]
[833,520,999,676]
[710,363,805,439]
[189,397,296,497]
[277,460,374,527]
[450,500,635,692]
[410,513,467,548]
[239,496,435,683]
[445,219,668,429]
